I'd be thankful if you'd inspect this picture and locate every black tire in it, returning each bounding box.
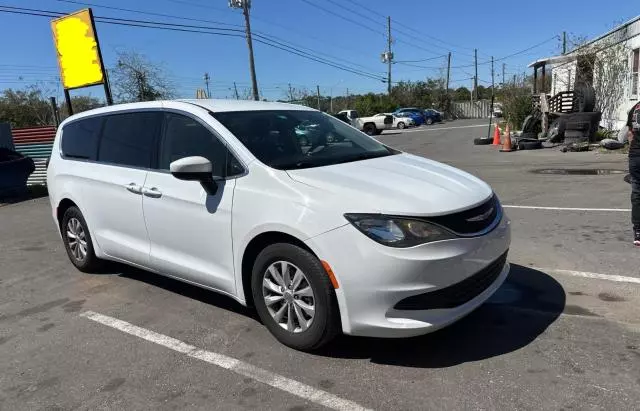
[473,137,492,145]
[574,84,596,112]
[373,128,383,136]
[518,140,543,150]
[522,115,534,132]
[60,206,103,273]
[520,132,538,140]
[363,123,376,136]
[426,118,434,125]
[251,243,340,351]
[547,118,566,143]
[397,122,406,130]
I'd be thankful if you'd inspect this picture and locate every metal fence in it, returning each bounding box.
[12,126,56,186]
[451,100,492,119]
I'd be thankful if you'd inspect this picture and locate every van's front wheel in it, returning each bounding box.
[251,243,340,351]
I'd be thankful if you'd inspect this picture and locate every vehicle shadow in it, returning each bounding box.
[316,264,566,368]
[109,263,259,321]
[104,263,564,368]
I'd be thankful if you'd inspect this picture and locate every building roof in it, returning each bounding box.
[528,14,640,68]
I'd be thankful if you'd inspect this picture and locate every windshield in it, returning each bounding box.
[212,110,396,170]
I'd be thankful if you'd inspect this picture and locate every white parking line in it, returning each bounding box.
[503,205,631,212]
[80,311,371,411]
[532,268,640,285]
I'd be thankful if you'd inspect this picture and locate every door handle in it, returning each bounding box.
[142,187,162,198]
[124,183,143,194]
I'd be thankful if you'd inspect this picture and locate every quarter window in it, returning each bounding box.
[159,113,230,177]
[98,112,162,168]
[61,116,102,160]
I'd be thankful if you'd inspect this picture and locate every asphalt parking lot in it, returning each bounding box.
[1,119,639,410]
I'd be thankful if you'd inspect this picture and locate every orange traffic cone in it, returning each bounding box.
[500,124,515,152]
[491,124,501,145]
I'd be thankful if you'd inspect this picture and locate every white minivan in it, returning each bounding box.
[47,100,510,350]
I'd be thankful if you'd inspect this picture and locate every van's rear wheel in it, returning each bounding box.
[61,206,103,272]
[251,243,340,351]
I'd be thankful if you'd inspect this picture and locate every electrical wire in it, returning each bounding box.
[0,5,386,82]
[49,0,381,74]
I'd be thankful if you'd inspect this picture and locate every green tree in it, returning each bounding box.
[60,95,104,118]
[0,85,54,128]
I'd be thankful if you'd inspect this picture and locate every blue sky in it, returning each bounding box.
[0,0,637,102]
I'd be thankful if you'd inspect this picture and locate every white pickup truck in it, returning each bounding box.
[337,110,393,135]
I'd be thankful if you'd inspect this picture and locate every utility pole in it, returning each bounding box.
[316,85,321,110]
[288,83,293,102]
[470,77,474,103]
[445,52,451,93]
[487,56,495,140]
[230,0,259,101]
[204,72,211,98]
[502,63,505,88]
[513,74,516,86]
[491,56,495,91]
[233,81,239,100]
[562,31,567,54]
[346,88,350,107]
[474,48,478,101]
[386,16,392,95]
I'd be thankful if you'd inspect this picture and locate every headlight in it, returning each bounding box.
[344,214,455,247]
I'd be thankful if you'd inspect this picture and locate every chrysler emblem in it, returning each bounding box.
[467,207,494,222]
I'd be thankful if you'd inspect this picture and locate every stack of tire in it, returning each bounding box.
[518,108,544,150]
[549,84,601,146]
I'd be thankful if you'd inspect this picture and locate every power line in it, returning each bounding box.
[52,0,243,27]
[345,0,481,56]
[394,55,448,63]
[0,5,386,82]
[298,0,383,37]
[52,0,379,72]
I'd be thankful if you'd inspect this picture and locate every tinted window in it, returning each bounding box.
[61,117,103,160]
[159,113,229,177]
[98,112,162,168]
[212,110,394,170]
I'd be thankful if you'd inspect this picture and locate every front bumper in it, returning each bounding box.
[305,215,511,338]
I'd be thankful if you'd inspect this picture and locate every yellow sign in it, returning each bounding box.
[51,9,105,89]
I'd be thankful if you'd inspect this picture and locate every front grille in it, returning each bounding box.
[393,251,508,311]
[426,195,500,236]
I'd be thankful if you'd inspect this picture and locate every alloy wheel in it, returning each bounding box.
[66,217,87,261]
[262,261,315,333]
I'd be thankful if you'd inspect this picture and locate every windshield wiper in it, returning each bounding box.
[271,159,321,170]
[333,151,393,165]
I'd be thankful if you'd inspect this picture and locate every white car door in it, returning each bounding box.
[142,109,239,295]
[77,111,162,266]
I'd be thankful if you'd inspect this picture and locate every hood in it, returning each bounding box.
[286,153,493,216]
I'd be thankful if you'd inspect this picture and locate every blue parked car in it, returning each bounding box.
[394,108,425,126]
[423,109,443,125]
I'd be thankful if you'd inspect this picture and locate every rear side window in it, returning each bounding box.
[159,113,230,177]
[61,117,103,160]
[98,111,162,168]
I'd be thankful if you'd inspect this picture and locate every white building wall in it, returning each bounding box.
[550,17,640,129]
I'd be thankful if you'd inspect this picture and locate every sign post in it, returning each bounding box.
[51,8,112,115]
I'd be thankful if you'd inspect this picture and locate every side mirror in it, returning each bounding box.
[170,156,218,195]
